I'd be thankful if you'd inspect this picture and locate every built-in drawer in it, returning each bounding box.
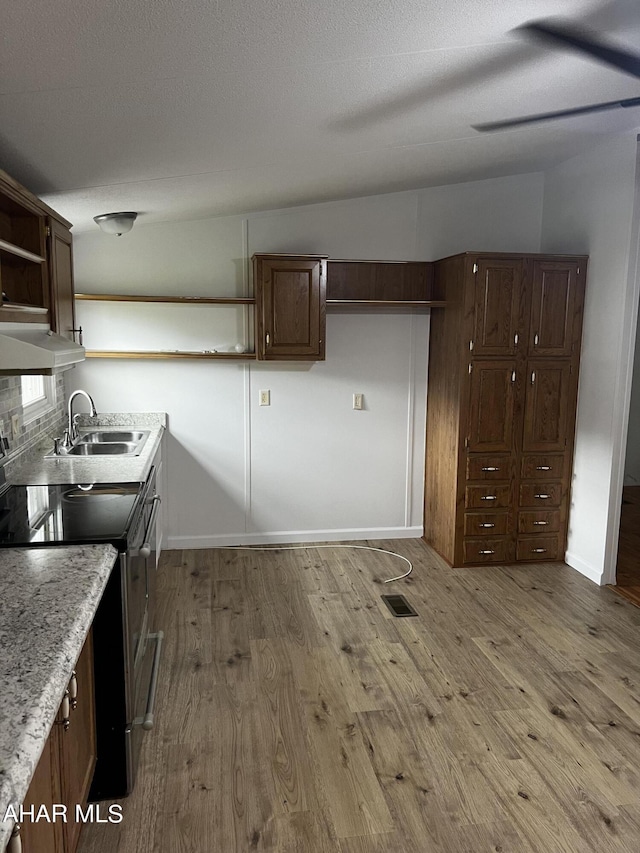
[464,512,510,537]
[521,455,565,480]
[463,538,508,564]
[518,510,561,534]
[465,484,511,509]
[466,455,510,481]
[516,535,560,562]
[519,483,562,508]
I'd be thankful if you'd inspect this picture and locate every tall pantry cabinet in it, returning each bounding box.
[424,252,587,568]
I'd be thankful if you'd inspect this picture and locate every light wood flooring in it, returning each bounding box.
[79,540,640,853]
[613,486,640,607]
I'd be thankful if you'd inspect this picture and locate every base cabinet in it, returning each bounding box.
[12,631,96,853]
[424,252,587,567]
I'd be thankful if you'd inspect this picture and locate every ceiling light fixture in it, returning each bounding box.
[93,211,138,236]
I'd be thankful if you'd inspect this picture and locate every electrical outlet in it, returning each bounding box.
[11,414,20,439]
[259,389,270,406]
[353,393,364,410]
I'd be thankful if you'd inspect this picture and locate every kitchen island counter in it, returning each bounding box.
[0,544,117,850]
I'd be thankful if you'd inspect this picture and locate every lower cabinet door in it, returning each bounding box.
[19,732,65,853]
[59,631,97,853]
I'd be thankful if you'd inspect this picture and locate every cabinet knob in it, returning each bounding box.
[69,670,78,711]
[265,332,270,346]
[58,689,71,731]
[480,495,497,501]
[8,823,22,853]
[531,371,536,384]
[534,333,539,346]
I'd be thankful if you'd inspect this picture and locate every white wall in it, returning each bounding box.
[541,132,640,585]
[68,173,544,548]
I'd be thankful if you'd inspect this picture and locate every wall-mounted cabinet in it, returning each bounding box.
[0,172,48,322]
[326,259,442,309]
[253,253,327,361]
[0,168,77,336]
[76,255,440,361]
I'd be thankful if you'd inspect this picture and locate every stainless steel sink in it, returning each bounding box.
[46,429,150,458]
[66,442,138,456]
[79,430,149,444]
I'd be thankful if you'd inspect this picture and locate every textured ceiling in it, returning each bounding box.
[1,0,639,230]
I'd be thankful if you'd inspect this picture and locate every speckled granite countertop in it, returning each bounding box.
[5,413,166,486]
[0,545,118,850]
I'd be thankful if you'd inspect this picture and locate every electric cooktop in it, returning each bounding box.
[0,482,143,548]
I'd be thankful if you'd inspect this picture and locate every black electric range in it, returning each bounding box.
[0,481,143,549]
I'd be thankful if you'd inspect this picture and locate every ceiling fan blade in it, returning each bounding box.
[518,19,640,79]
[473,96,640,132]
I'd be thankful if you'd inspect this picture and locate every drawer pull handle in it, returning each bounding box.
[534,494,550,499]
[479,522,495,528]
[479,550,495,555]
[533,520,549,525]
[480,495,497,501]
[536,465,552,471]
[481,466,500,471]
[531,548,547,553]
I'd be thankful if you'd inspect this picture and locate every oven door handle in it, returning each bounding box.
[139,495,161,559]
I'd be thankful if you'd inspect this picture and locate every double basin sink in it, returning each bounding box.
[48,430,150,458]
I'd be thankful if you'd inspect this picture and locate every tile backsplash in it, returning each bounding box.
[0,375,66,464]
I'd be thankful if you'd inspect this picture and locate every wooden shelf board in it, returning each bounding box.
[75,293,255,304]
[85,350,256,360]
[326,299,446,308]
[0,238,45,264]
[0,301,48,314]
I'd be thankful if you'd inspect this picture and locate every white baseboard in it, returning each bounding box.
[167,526,423,550]
[565,550,605,586]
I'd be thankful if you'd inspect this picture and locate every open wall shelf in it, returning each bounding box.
[85,350,256,360]
[75,293,255,304]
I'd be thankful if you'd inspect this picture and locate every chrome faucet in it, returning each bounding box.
[64,390,97,447]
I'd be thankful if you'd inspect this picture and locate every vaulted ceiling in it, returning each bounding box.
[1,0,640,231]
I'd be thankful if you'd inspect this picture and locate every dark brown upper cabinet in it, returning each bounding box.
[253,253,327,361]
[326,259,434,303]
[528,260,585,357]
[472,257,524,357]
[48,218,77,342]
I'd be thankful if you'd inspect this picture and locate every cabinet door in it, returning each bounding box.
[522,361,572,452]
[19,732,64,853]
[59,631,97,853]
[256,256,326,360]
[472,258,523,356]
[467,360,517,452]
[528,260,583,357]
[48,219,76,341]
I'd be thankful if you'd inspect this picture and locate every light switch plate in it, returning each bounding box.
[259,390,270,406]
[11,414,20,439]
[353,393,364,410]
